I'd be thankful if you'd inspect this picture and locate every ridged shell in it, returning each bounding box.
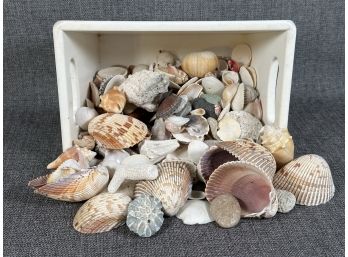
[134,161,191,216]
[182,51,219,78]
[73,192,131,234]
[205,161,277,218]
[28,166,109,202]
[99,86,126,113]
[273,154,335,206]
[88,113,148,150]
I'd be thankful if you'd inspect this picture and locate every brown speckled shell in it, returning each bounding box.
[88,113,148,150]
[156,94,183,119]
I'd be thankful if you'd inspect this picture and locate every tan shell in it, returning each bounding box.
[73,192,131,233]
[134,161,191,216]
[231,84,245,111]
[186,115,210,137]
[207,117,220,140]
[221,71,239,87]
[259,125,294,168]
[99,86,126,113]
[156,65,189,85]
[221,84,238,108]
[28,166,109,202]
[88,113,148,150]
[89,81,100,107]
[73,135,96,150]
[273,154,335,206]
[231,44,252,66]
[182,51,219,78]
[239,66,254,88]
[247,66,257,88]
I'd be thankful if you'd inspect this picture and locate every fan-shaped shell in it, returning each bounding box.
[134,161,191,216]
[88,113,148,150]
[73,192,131,234]
[273,154,335,206]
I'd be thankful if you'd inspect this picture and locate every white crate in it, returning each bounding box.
[53,21,296,150]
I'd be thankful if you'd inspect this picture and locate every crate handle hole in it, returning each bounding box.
[265,57,279,125]
[69,58,80,118]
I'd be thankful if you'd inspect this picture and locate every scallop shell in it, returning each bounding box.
[156,94,184,119]
[201,76,225,96]
[231,84,245,111]
[259,125,294,168]
[73,135,96,150]
[75,107,99,131]
[182,51,219,78]
[177,83,203,101]
[73,192,131,234]
[99,86,126,113]
[239,66,254,88]
[28,166,109,202]
[134,161,191,216]
[244,98,262,120]
[88,113,148,150]
[221,71,239,87]
[139,139,180,161]
[244,84,259,104]
[205,161,277,218]
[226,111,262,140]
[231,44,252,67]
[273,154,335,206]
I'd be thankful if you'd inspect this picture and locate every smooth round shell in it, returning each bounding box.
[182,51,219,78]
[231,44,252,66]
[201,76,225,96]
[176,200,214,225]
[276,189,296,213]
[210,194,241,228]
[75,107,99,130]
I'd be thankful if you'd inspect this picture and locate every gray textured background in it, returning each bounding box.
[4,0,344,256]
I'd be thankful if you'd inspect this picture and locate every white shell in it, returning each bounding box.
[75,107,99,130]
[176,200,214,225]
[231,83,245,111]
[187,140,209,164]
[239,66,254,88]
[201,76,225,96]
[177,83,203,101]
[151,118,171,140]
[172,132,204,143]
[217,115,241,141]
[164,116,190,133]
[100,149,130,176]
[103,75,126,94]
[231,43,252,66]
[226,111,262,140]
[139,139,180,161]
[221,71,239,87]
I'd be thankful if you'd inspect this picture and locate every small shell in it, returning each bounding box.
[192,98,217,119]
[187,140,209,164]
[127,194,164,237]
[176,200,214,225]
[231,84,245,111]
[151,118,171,140]
[179,77,199,92]
[221,71,239,87]
[73,192,131,233]
[99,75,126,95]
[239,66,254,88]
[164,116,190,133]
[186,115,210,137]
[182,51,219,78]
[157,65,189,85]
[134,161,192,216]
[190,108,206,116]
[172,132,204,144]
[156,94,184,119]
[156,50,176,68]
[217,115,241,141]
[221,85,238,108]
[88,113,148,150]
[273,154,335,206]
[75,107,99,131]
[244,98,263,120]
[209,194,241,228]
[139,139,180,161]
[99,86,126,113]
[231,44,252,66]
[201,76,225,96]
[225,111,262,140]
[132,64,149,74]
[276,189,296,213]
[244,84,259,104]
[28,166,109,202]
[73,135,96,150]
[207,117,220,140]
[177,83,203,101]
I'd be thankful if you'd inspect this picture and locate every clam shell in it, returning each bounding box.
[73,192,131,233]
[99,86,126,113]
[225,111,262,140]
[139,139,180,161]
[244,84,259,105]
[156,94,184,119]
[186,115,209,137]
[182,51,219,78]
[221,71,239,87]
[164,116,190,133]
[244,98,263,120]
[273,154,335,206]
[176,200,214,225]
[239,66,254,88]
[134,161,192,216]
[201,76,225,96]
[205,161,277,218]
[231,84,245,111]
[177,83,203,101]
[221,84,238,108]
[88,113,148,150]
[75,107,99,131]
[231,44,252,67]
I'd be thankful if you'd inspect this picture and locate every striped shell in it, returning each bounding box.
[88,113,148,150]
[134,161,191,216]
[73,192,131,234]
[273,154,335,206]
[28,166,109,202]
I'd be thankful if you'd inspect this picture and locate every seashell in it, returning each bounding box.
[231,83,245,111]
[116,180,137,198]
[162,159,197,182]
[139,139,180,162]
[108,154,159,193]
[176,200,214,225]
[73,134,95,150]
[156,65,189,85]
[227,59,240,72]
[127,194,164,237]
[207,117,220,140]
[231,44,252,67]
[192,98,217,119]
[247,66,257,88]
[182,51,219,78]
[221,70,239,87]
[99,86,126,113]
[73,192,131,234]
[47,146,96,170]
[89,82,100,107]
[177,83,203,101]
[190,108,206,116]
[205,161,277,218]
[94,66,128,85]
[132,64,149,74]
[259,125,294,168]
[221,84,238,109]
[244,84,259,104]
[175,100,192,117]
[189,190,206,200]
[75,107,99,130]
[209,194,241,228]
[99,149,130,176]
[156,94,184,119]
[244,98,263,120]
[156,50,176,68]
[217,115,241,141]
[201,94,221,105]
[88,113,148,150]
[179,77,199,93]
[164,116,190,133]
[99,75,126,95]
[239,66,255,88]
[134,161,191,216]
[273,154,335,206]
[201,76,225,96]
[119,70,169,112]
[187,140,209,164]
[225,111,262,140]
[276,189,296,213]
[151,118,171,140]
[172,132,204,144]
[56,159,82,171]
[28,166,109,202]
[186,115,209,137]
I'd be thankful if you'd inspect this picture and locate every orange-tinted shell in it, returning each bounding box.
[99,86,126,113]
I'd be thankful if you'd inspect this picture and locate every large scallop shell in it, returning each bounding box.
[205,161,277,218]
[273,154,335,206]
[73,192,131,234]
[134,161,191,216]
[88,113,148,150]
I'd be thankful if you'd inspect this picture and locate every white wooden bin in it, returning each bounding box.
[53,21,296,151]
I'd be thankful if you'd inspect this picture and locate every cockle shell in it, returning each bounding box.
[139,139,180,161]
[186,115,209,137]
[28,166,109,202]
[127,194,164,237]
[75,107,99,130]
[231,43,252,67]
[221,71,239,87]
[244,98,262,120]
[73,134,95,150]
[201,76,225,96]
[217,114,241,141]
[244,84,259,104]
[239,66,255,88]
[259,125,294,168]
[151,118,171,140]
[164,116,190,134]
[156,50,176,68]
[156,94,184,119]
[177,83,203,101]
[176,200,214,225]
[187,140,209,164]
[73,192,131,234]
[88,113,148,150]
[226,111,262,140]
[231,84,245,111]
[99,86,126,113]
[182,51,219,78]
[273,154,335,206]
[276,189,296,213]
[221,84,238,108]
[134,161,191,216]
[209,194,241,228]
[119,70,169,112]
[205,161,277,218]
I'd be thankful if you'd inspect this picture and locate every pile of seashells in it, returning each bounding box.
[28,44,335,237]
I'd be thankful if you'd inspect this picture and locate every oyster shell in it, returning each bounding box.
[99,86,126,113]
[176,200,214,225]
[231,43,252,67]
[75,107,99,130]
